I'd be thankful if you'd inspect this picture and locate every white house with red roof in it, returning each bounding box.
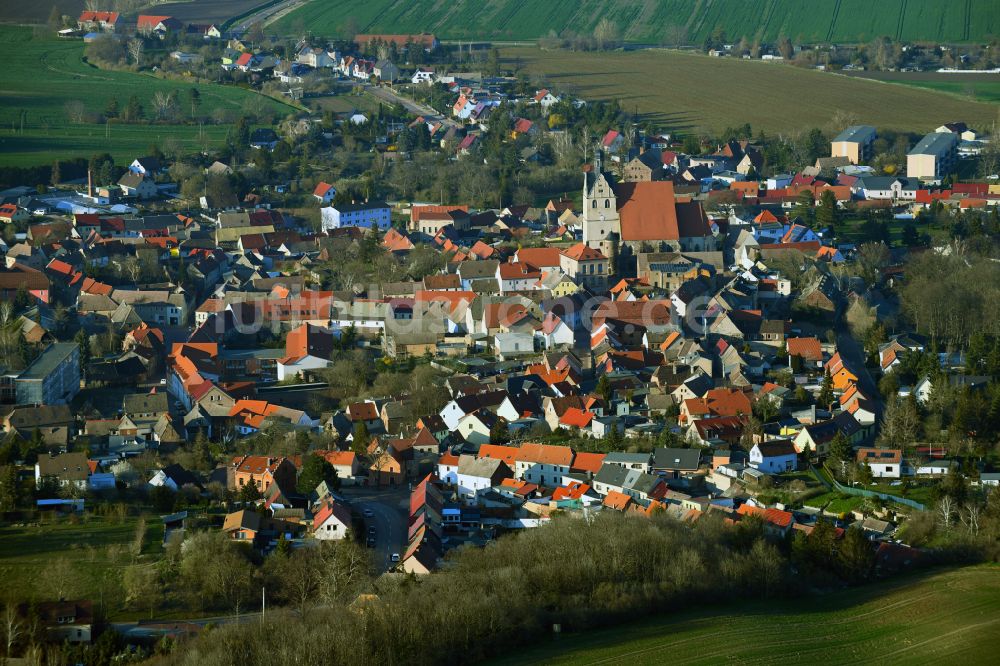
[78,10,120,32]
[313,501,352,540]
[313,181,336,204]
[137,15,182,36]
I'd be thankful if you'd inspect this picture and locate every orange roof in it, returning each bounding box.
[438,451,460,466]
[314,450,356,468]
[515,247,563,269]
[518,443,573,467]
[660,330,681,352]
[603,490,632,511]
[754,210,779,223]
[616,181,680,241]
[313,182,335,197]
[571,452,605,474]
[383,227,414,252]
[552,481,590,500]
[737,503,793,528]
[47,259,74,275]
[477,444,520,466]
[786,337,823,362]
[411,204,468,224]
[561,242,606,261]
[559,407,594,428]
[498,262,541,280]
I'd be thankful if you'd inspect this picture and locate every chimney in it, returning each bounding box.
[87,169,93,198]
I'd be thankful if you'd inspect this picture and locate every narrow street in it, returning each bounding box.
[364,83,462,130]
[341,485,409,572]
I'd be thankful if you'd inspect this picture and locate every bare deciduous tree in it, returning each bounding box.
[64,100,86,123]
[127,39,144,67]
[2,602,23,661]
[937,495,954,529]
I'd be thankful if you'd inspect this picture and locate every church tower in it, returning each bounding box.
[582,152,619,247]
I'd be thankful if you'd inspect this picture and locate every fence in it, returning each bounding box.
[829,477,926,511]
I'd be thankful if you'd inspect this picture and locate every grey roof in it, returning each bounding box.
[856,176,920,191]
[908,131,957,157]
[123,392,169,415]
[833,125,876,144]
[604,452,652,465]
[18,343,77,380]
[457,454,507,479]
[458,260,500,280]
[652,447,701,471]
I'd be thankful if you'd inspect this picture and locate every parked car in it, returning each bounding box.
[391,553,400,562]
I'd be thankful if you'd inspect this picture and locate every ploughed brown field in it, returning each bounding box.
[502,46,1000,135]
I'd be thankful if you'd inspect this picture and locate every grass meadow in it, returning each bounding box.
[0,25,295,166]
[497,565,1000,665]
[274,0,1000,44]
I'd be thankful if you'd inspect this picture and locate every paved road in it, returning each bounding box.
[342,485,409,572]
[233,0,304,34]
[365,84,461,130]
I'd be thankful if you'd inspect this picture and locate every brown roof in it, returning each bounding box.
[517,443,574,467]
[787,337,823,362]
[617,181,679,241]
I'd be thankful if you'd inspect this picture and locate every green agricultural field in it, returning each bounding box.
[274,0,1000,44]
[0,514,163,615]
[500,46,999,134]
[499,565,1000,665]
[0,26,295,166]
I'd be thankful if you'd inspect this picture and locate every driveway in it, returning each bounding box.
[341,485,409,572]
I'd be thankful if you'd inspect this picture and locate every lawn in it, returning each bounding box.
[273,0,1000,44]
[0,25,296,166]
[497,565,1000,665]
[0,513,163,616]
[499,46,999,134]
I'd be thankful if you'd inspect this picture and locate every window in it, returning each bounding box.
[604,199,610,208]
[591,200,596,208]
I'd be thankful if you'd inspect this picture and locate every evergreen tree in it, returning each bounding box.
[815,189,838,232]
[489,418,510,445]
[817,369,834,407]
[0,464,18,512]
[352,422,370,455]
[596,374,612,402]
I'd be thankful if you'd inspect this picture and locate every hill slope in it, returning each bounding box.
[275,0,1000,44]
[0,26,294,166]
[496,566,1000,666]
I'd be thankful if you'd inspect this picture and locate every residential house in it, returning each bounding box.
[313,182,336,204]
[749,440,797,473]
[455,455,513,504]
[229,455,297,492]
[313,501,353,540]
[559,243,609,290]
[856,448,903,479]
[36,600,94,644]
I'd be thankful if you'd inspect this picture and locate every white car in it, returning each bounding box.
[390,553,400,562]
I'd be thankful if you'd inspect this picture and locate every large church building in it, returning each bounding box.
[582,159,716,255]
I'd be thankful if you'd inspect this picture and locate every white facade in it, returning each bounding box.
[749,444,797,474]
[321,203,391,231]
